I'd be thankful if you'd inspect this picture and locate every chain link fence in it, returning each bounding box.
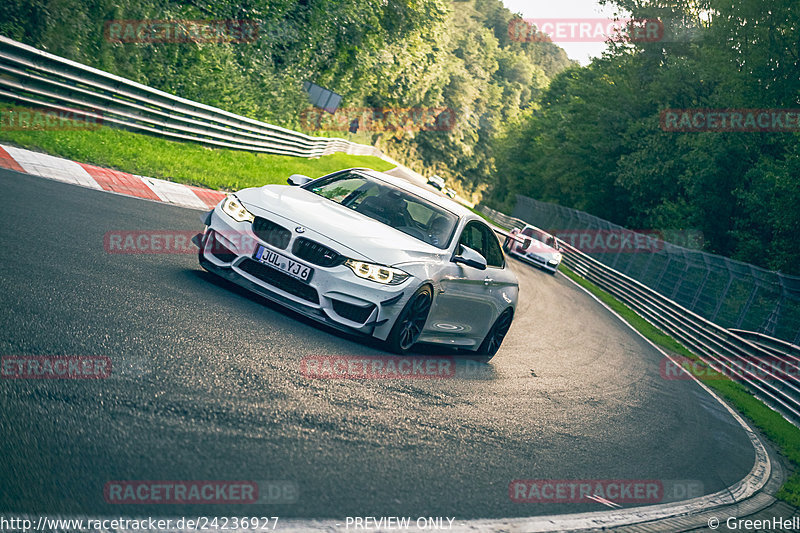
[495,194,800,345]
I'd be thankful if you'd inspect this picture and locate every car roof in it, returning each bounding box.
[343,168,476,220]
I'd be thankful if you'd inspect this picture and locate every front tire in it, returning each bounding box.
[476,308,514,359]
[386,285,433,354]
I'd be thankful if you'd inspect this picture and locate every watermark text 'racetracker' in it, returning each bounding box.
[1,106,103,131]
[661,109,800,132]
[508,18,664,43]
[301,355,456,380]
[1,356,111,379]
[104,20,259,43]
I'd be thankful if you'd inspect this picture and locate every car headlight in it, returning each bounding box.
[553,252,562,262]
[344,259,410,285]
[222,195,255,223]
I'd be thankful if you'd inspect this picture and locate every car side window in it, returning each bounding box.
[479,223,505,268]
[459,221,483,253]
[458,221,505,268]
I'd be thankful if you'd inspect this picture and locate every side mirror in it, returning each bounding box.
[287,174,312,186]
[522,238,531,249]
[453,245,488,270]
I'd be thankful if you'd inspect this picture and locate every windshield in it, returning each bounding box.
[305,172,458,249]
[522,227,556,248]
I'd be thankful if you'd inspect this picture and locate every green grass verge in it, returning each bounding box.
[558,263,800,507]
[0,115,394,191]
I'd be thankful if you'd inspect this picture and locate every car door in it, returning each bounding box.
[468,221,515,334]
[426,220,502,346]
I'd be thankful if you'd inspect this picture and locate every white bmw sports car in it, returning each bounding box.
[196,168,519,357]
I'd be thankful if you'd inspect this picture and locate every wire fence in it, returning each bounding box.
[487,195,800,346]
[506,195,800,344]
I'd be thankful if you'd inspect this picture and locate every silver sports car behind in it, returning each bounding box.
[196,168,519,357]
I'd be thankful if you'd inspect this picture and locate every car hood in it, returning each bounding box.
[522,239,560,259]
[237,185,448,265]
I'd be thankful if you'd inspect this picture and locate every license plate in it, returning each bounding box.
[254,246,313,282]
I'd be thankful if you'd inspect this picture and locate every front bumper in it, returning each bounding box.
[198,208,414,341]
[511,249,561,273]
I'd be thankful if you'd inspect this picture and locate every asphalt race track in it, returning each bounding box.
[0,168,755,520]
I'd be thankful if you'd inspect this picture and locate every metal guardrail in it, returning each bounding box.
[512,194,800,345]
[730,329,800,361]
[479,208,525,231]
[0,36,380,158]
[480,205,800,426]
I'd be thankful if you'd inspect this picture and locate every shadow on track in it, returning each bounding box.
[185,268,499,380]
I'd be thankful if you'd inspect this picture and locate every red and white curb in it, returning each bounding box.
[0,143,476,211]
[0,144,226,210]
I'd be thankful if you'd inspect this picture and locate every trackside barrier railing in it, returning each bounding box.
[730,329,800,361]
[0,35,380,158]
[510,194,800,346]
[481,208,525,232]
[479,205,800,426]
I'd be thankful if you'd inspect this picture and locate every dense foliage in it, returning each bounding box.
[492,0,800,274]
[0,0,571,200]
[4,0,794,273]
